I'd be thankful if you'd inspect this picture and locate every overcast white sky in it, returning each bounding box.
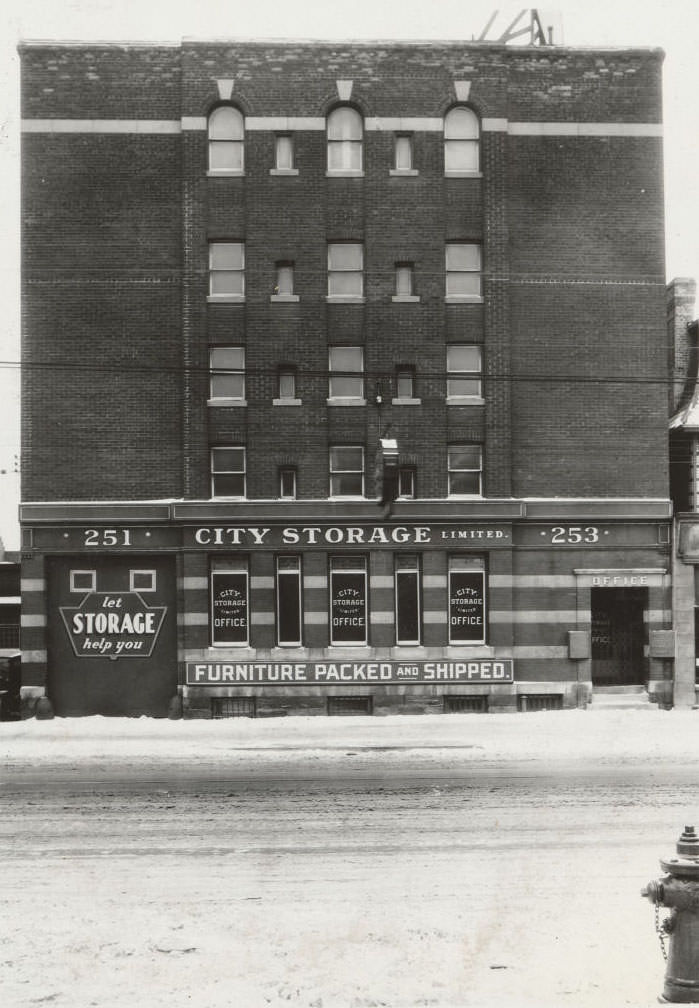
[0,0,697,549]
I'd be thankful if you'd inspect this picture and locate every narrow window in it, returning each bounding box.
[209,242,245,298]
[279,466,297,500]
[395,554,421,645]
[278,368,297,400]
[445,243,481,299]
[447,345,482,399]
[448,556,486,645]
[275,134,294,171]
[274,262,295,297]
[209,347,245,401]
[330,555,368,645]
[448,445,482,497]
[394,134,413,171]
[328,243,364,299]
[398,466,416,499]
[327,106,363,172]
[277,555,302,646]
[329,446,364,497]
[394,263,415,297]
[329,346,364,399]
[208,106,244,173]
[444,106,479,173]
[211,447,246,498]
[395,366,415,400]
[211,557,249,647]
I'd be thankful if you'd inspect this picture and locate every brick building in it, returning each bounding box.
[19,39,673,718]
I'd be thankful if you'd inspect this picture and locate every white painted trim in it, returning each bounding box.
[21,614,46,627]
[482,118,508,132]
[252,612,275,625]
[512,646,570,658]
[365,117,442,132]
[490,609,587,623]
[490,575,576,587]
[20,654,47,665]
[22,119,182,133]
[247,116,325,131]
[20,579,46,592]
[181,612,209,626]
[182,116,207,130]
[508,121,663,137]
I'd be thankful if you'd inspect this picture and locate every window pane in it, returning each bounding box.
[209,141,244,171]
[449,471,481,495]
[276,135,293,169]
[328,244,363,270]
[396,570,420,644]
[277,568,302,644]
[330,567,367,645]
[210,243,244,270]
[330,374,363,398]
[398,467,415,498]
[394,135,412,170]
[396,371,414,398]
[212,447,245,472]
[395,265,413,296]
[209,106,244,140]
[331,473,363,496]
[330,347,362,371]
[279,372,296,398]
[447,346,481,372]
[210,271,244,296]
[279,469,296,499]
[446,272,481,297]
[328,141,362,171]
[330,447,363,471]
[276,264,294,295]
[445,140,479,172]
[327,107,362,140]
[211,347,245,370]
[447,377,481,398]
[444,106,479,140]
[328,272,363,297]
[211,373,244,399]
[446,244,480,272]
[449,446,481,470]
[212,473,245,497]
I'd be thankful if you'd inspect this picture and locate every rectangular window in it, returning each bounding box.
[328,243,364,299]
[329,346,364,400]
[398,466,416,499]
[330,555,368,646]
[395,554,421,645]
[211,558,249,647]
[278,368,296,400]
[211,446,246,498]
[445,243,481,299]
[448,555,486,645]
[129,570,156,593]
[274,262,294,296]
[209,347,245,401]
[448,445,482,497]
[275,134,294,170]
[279,466,297,499]
[277,555,302,646]
[330,446,364,497]
[70,570,96,593]
[394,134,413,171]
[394,263,415,297]
[396,366,415,399]
[447,345,482,399]
[209,242,245,298]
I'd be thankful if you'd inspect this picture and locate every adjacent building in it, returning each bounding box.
[19,38,672,717]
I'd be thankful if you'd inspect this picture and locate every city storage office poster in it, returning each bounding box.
[211,571,248,645]
[449,570,486,644]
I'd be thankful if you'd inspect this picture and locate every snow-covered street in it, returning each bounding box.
[2,709,699,1007]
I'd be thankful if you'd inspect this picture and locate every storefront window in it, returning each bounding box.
[276,556,302,647]
[330,555,367,646]
[210,558,249,647]
[448,555,486,645]
[395,554,421,645]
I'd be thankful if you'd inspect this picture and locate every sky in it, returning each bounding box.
[0,0,697,550]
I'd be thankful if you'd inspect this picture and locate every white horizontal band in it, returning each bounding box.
[21,119,182,134]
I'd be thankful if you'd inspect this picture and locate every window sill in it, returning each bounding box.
[326,398,366,407]
[448,494,484,500]
[270,294,300,303]
[325,296,366,304]
[207,295,245,304]
[207,398,248,407]
[272,398,303,407]
[444,170,483,179]
[328,496,366,502]
[326,170,364,178]
[269,168,299,176]
[389,168,419,177]
[210,496,247,501]
[447,396,485,406]
[445,295,483,304]
[392,295,420,303]
[207,170,245,178]
[391,397,422,406]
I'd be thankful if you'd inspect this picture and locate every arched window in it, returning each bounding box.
[444,106,479,174]
[327,106,363,173]
[208,106,244,173]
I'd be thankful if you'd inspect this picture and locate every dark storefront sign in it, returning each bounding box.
[187,659,514,686]
[211,571,248,646]
[330,569,367,645]
[189,524,512,549]
[60,591,166,659]
[449,571,486,645]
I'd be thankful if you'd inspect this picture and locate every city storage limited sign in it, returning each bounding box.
[187,659,513,686]
[60,591,166,658]
[186,523,511,549]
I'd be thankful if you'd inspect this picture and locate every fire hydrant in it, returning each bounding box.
[642,826,699,1002]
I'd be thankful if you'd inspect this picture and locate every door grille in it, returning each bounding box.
[443,695,488,713]
[517,694,563,712]
[211,697,256,718]
[327,696,373,716]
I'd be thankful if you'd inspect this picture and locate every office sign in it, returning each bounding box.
[211,571,248,646]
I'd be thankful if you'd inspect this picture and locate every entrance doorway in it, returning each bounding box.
[591,587,646,686]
